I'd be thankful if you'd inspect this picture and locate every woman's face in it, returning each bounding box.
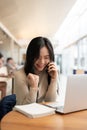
[34,46,50,73]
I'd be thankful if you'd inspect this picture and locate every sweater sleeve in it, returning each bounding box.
[14,69,38,105]
[44,77,59,102]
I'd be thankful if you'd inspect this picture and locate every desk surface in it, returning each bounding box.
[1,110,87,130]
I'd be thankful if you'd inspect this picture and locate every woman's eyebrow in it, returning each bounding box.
[45,55,50,57]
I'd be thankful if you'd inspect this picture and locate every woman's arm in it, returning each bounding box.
[14,69,38,105]
[44,62,59,101]
[44,78,59,102]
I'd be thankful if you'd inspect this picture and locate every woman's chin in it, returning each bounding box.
[37,68,44,72]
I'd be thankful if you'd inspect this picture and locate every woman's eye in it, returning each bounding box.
[45,58,49,60]
[45,57,50,60]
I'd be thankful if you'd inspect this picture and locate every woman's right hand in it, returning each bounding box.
[27,73,39,89]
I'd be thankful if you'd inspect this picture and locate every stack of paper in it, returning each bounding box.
[14,103,55,118]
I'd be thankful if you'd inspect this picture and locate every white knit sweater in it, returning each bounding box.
[14,67,58,105]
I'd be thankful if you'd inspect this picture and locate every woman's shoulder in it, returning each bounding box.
[14,67,25,77]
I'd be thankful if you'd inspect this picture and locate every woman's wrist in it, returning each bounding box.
[30,85,38,90]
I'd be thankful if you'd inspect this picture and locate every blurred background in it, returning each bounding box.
[0,0,87,75]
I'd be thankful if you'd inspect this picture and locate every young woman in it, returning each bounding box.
[14,36,59,105]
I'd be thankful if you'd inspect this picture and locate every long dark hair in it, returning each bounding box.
[24,36,54,77]
[0,53,3,59]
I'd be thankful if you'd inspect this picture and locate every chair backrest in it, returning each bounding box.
[76,69,84,74]
[73,69,84,74]
[0,81,7,100]
[0,94,16,120]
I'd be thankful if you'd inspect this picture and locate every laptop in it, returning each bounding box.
[47,74,87,114]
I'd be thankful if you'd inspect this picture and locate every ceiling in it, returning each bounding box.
[0,0,77,47]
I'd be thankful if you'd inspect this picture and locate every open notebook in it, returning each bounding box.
[14,103,55,118]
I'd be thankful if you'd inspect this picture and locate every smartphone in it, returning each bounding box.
[45,62,51,85]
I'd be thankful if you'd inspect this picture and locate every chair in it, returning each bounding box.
[0,94,16,120]
[76,69,84,74]
[73,69,84,74]
[0,82,7,99]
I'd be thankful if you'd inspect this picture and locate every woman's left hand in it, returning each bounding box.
[47,62,58,79]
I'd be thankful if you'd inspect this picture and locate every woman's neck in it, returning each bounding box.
[34,67,43,75]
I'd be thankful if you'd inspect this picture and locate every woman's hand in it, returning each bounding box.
[47,62,58,80]
[27,73,39,89]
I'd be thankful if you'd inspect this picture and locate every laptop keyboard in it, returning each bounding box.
[45,102,64,109]
[56,105,64,110]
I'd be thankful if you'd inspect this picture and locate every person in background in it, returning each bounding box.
[14,36,59,105]
[0,52,8,76]
[0,53,12,96]
[0,53,4,67]
[6,57,17,75]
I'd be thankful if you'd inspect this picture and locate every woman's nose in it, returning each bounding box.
[39,58,45,64]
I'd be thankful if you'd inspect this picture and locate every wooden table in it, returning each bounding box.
[1,110,87,130]
[0,81,7,99]
[0,75,14,94]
